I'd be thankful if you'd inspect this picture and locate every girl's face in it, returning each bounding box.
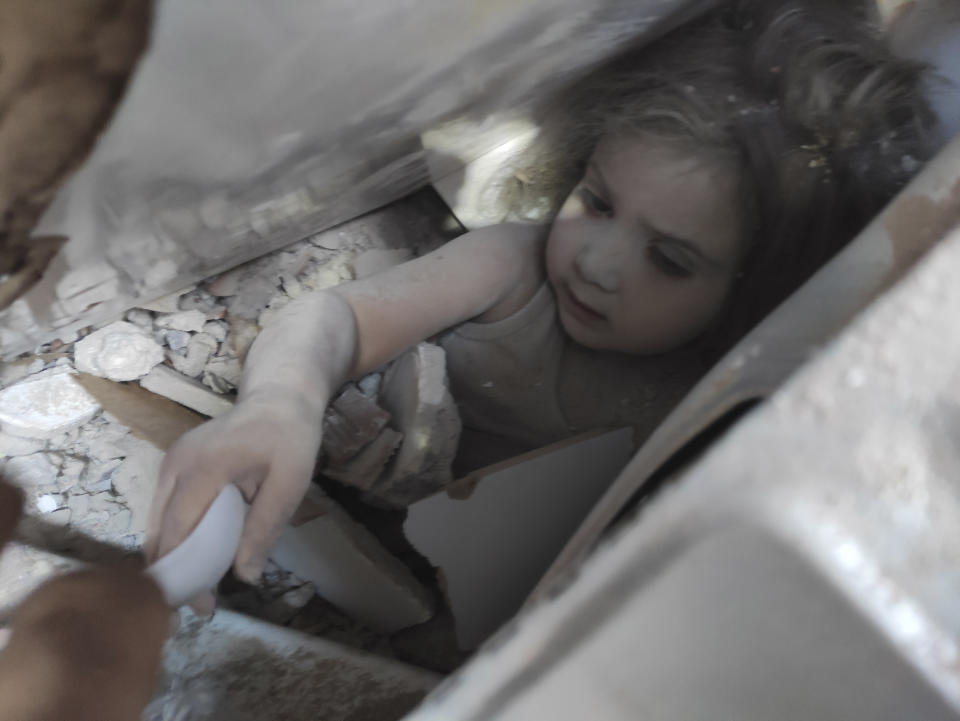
[545,134,749,354]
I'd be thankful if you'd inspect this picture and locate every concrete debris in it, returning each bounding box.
[0,358,45,388]
[373,343,461,507]
[140,365,235,417]
[111,442,163,536]
[350,248,414,279]
[36,494,60,513]
[139,286,195,313]
[73,321,165,381]
[1,453,60,490]
[170,331,218,377]
[124,308,155,329]
[155,309,208,333]
[324,427,403,491]
[0,368,101,439]
[203,321,228,342]
[203,356,242,392]
[0,431,46,457]
[163,329,191,353]
[227,317,260,359]
[270,485,434,633]
[321,385,392,467]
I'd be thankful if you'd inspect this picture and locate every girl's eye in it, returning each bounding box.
[579,187,612,216]
[647,244,692,278]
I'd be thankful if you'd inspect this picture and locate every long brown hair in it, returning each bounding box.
[499,0,935,356]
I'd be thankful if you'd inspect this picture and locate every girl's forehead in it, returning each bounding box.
[589,134,749,265]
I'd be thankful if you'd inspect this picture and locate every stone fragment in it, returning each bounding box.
[270,485,434,633]
[74,321,165,381]
[321,385,392,467]
[139,286,195,313]
[112,442,163,536]
[203,356,242,390]
[203,321,228,342]
[227,318,260,359]
[0,369,101,439]
[163,329,191,353]
[350,248,414,279]
[373,343,461,506]
[0,358,43,388]
[324,427,403,491]
[170,332,218,378]
[36,494,60,513]
[155,310,208,333]
[125,308,155,329]
[1,453,60,490]
[0,432,46,457]
[140,366,235,417]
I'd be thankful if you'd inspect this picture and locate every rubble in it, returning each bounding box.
[321,385,392,466]
[0,431,46,456]
[373,343,461,506]
[170,331,218,377]
[124,308,154,329]
[203,356,243,392]
[74,321,165,381]
[323,427,403,491]
[270,485,434,633]
[1,453,60,490]
[140,365,235,417]
[0,368,101,439]
[154,309,208,333]
[163,329,191,353]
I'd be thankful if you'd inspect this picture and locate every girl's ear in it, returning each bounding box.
[0,482,23,550]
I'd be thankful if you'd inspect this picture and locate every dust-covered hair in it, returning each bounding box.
[500,0,935,356]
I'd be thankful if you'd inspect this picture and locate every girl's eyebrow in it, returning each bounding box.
[587,160,723,268]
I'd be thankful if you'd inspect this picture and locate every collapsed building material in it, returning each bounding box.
[139,366,235,418]
[74,321,164,381]
[270,485,434,633]
[0,368,101,439]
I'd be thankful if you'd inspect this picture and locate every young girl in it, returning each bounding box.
[146,0,933,591]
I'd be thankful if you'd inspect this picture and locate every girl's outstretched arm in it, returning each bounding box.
[146,223,543,592]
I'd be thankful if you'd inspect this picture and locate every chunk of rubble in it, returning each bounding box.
[74,321,165,381]
[1,453,60,490]
[0,368,101,439]
[324,427,403,491]
[140,365,235,417]
[163,329,191,353]
[155,309,208,333]
[321,385,392,467]
[203,356,243,392]
[139,285,195,313]
[372,343,461,507]
[0,431,46,457]
[170,332,218,377]
[270,485,434,633]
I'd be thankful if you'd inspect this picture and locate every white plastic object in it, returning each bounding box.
[145,484,247,607]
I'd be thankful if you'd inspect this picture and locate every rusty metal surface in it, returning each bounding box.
[403,220,960,721]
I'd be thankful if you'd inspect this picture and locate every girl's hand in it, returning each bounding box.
[145,390,323,590]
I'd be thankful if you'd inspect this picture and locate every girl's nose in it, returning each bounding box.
[574,227,626,293]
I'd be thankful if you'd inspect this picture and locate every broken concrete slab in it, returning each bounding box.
[147,609,438,721]
[373,342,461,507]
[154,309,207,332]
[170,331,218,377]
[321,384,392,467]
[1,453,60,491]
[324,427,403,492]
[0,432,46,457]
[270,485,434,633]
[111,442,163,537]
[73,321,165,381]
[404,427,635,650]
[0,368,101,439]
[140,365,234,418]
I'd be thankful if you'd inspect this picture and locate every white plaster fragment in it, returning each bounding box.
[74,321,165,381]
[171,332,218,377]
[0,369,101,439]
[0,432,46,457]
[155,310,208,333]
[203,321,228,342]
[140,366,235,417]
[36,494,60,513]
[164,329,191,353]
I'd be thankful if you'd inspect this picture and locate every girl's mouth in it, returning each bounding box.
[561,285,606,325]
